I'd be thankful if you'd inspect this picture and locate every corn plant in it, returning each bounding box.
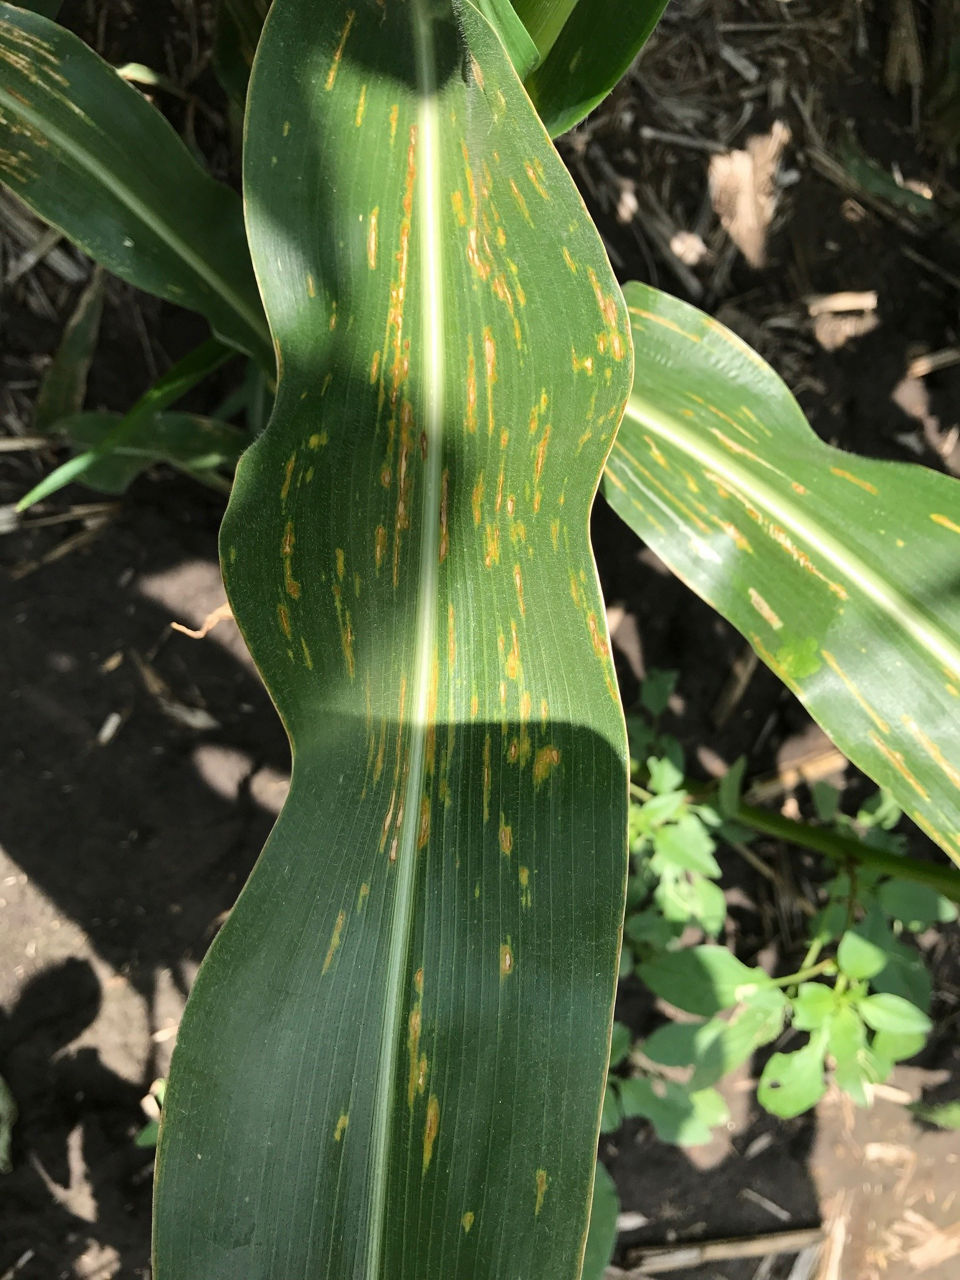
[3,1,960,1277]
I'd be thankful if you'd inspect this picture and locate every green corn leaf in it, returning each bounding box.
[34,266,104,431]
[0,1074,15,1175]
[516,0,669,137]
[35,410,246,494]
[18,337,235,508]
[0,4,270,365]
[214,0,271,104]
[477,0,539,80]
[15,1,61,17]
[581,1163,619,1280]
[153,1,633,1277]
[603,282,960,871]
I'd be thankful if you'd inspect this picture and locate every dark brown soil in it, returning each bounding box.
[1,1,959,1278]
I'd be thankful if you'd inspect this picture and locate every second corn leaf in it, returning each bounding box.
[0,4,271,365]
[603,281,960,869]
[513,0,669,136]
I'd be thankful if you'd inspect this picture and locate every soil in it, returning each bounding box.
[1,2,959,1278]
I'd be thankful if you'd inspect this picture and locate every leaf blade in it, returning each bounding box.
[603,282,960,869]
[0,4,270,363]
[153,2,633,1278]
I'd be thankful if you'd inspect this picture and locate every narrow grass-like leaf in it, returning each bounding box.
[0,4,270,364]
[16,1,61,16]
[604,282,960,869]
[40,410,245,493]
[154,1,632,1278]
[515,0,668,136]
[213,0,270,103]
[34,265,104,430]
[18,338,234,507]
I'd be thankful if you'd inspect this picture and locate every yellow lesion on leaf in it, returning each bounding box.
[869,731,930,801]
[524,160,549,200]
[484,524,501,567]
[500,941,514,979]
[324,10,355,92]
[322,910,346,975]
[748,588,782,631]
[417,794,431,850]
[423,1095,440,1173]
[505,622,520,680]
[407,999,422,1108]
[513,564,525,615]
[519,866,531,909]
[367,206,379,270]
[822,650,890,734]
[354,83,367,128]
[830,466,877,495]
[333,1113,349,1142]
[932,512,960,536]
[901,715,960,790]
[535,1169,548,1215]
[499,814,513,856]
[508,178,534,226]
[533,745,560,787]
[462,1212,475,1234]
[281,519,300,599]
[280,453,296,504]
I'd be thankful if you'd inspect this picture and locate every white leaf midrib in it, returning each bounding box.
[365,3,446,1276]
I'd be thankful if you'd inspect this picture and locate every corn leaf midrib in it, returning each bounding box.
[366,3,446,1274]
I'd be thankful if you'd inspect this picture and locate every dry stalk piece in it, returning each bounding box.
[708,121,791,267]
[170,601,234,640]
[614,1226,824,1275]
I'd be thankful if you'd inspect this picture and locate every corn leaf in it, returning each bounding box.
[18,337,235,508]
[0,4,270,365]
[514,0,668,136]
[603,282,960,869]
[16,0,61,15]
[34,265,104,431]
[153,1,632,1278]
[41,410,245,493]
[214,0,270,103]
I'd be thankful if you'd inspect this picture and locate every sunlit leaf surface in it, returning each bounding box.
[154,1,632,1277]
[604,282,960,868]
